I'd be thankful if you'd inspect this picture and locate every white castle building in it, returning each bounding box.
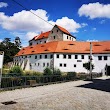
[14,25,110,74]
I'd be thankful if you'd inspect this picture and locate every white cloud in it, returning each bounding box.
[93,28,96,31]
[0,39,3,42]
[26,32,38,40]
[55,17,81,33]
[0,2,8,8]
[0,9,82,46]
[78,2,110,19]
[99,20,106,24]
[0,9,81,34]
[0,9,53,32]
[81,23,88,27]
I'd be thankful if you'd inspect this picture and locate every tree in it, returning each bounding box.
[83,62,94,73]
[0,38,20,64]
[15,37,21,48]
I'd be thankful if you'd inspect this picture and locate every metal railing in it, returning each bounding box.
[0,73,102,90]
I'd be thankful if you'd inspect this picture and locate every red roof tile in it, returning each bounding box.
[30,31,50,41]
[15,41,110,56]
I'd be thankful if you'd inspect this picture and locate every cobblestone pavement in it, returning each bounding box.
[0,76,110,110]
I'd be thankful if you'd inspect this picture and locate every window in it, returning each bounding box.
[104,56,107,60]
[35,63,36,65]
[64,64,66,67]
[43,63,45,67]
[25,56,27,58]
[50,54,53,58]
[54,36,55,39]
[29,56,31,58]
[52,31,53,33]
[75,55,78,59]
[47,63,49,67]
[57,54,59,58]
[68,55,71,59]
[40,55,42,59]
[44,41,46,43]
[57,30,58,32]
[81,55,84,59]
[88,56,90,59]
[35,55,37,59]
[67,36,68,39]
[45,55,47,59]
[29,42,32,46]
[63,54,66,59]
[38,63,39,66]
[74,64,76,67]
[60,63,62,67]
[98,56,102,60]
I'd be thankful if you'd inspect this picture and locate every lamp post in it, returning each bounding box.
[0,51,4,88]
[90,42,92,80]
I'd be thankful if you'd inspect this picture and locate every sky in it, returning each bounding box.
[0,0,110,46]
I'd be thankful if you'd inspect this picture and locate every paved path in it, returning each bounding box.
[0,76,110,110]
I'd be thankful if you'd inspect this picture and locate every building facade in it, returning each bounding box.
[14,25,110,74]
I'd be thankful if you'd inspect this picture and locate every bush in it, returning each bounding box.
[43,67,53,76]
[67,72,76,77]
[53,68,62,76]
[8,66,23,76]
[23,70,42,76]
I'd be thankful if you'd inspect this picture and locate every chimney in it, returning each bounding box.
[41,31,43,34]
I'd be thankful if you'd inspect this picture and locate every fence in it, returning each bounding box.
[0,73,102,90]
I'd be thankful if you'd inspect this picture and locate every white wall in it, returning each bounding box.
[63,34,76,41]
[14,53,110,74]
[54,53,89,73]
[92,54,110,74]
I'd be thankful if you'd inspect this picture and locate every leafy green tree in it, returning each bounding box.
[53,68,62,75]
[0,38,20,64]
[83,62,94,72]
[8,66,23,76]
[15,36,22,48]
[43,67,53,75]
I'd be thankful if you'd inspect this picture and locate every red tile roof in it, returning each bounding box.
[15,41,110,56]
[30,31,50,41]
[56,25,75,37]
[30,25,75,41]
[56,25,70,35]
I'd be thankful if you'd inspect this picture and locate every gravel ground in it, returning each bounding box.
[0,76,110,110]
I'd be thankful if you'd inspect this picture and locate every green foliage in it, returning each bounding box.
[23,70,42,76]
[53,68,62,75]
[8,66,23,76]
[0,38,20,64]
[67,72,76,77]
[83,62,94,71]
[43,67,53,76]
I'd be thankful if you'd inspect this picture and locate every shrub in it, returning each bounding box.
[43,67,53,76]
[53,68,62,76]
[8,66,23,76]
[67,72,76,77]
[23,70,42,76]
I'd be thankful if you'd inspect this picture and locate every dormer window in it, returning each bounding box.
[29,42,32,46]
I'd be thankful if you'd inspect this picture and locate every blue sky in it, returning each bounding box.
[0,0,110,46]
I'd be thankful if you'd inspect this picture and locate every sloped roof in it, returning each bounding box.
[56,25,75,38]
[30,31,51,41]
[15,41,110,56]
